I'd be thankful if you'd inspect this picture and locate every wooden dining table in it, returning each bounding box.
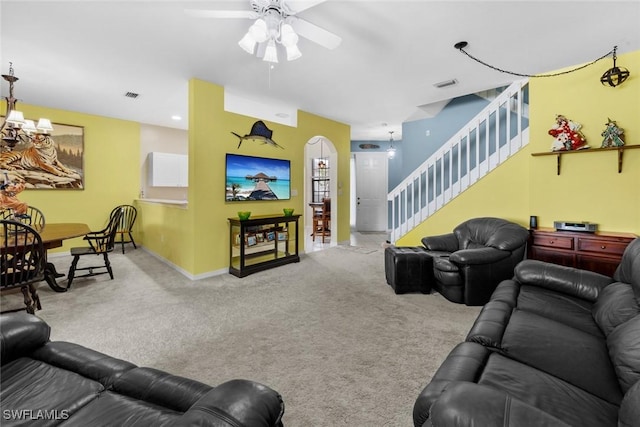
[39,223,90,292]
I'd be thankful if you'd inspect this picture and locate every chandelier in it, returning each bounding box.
[238,2,301,63]
[1,63,53,151]
[387,131,396,159]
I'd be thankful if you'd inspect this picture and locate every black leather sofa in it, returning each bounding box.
[0,312,285,427]
[413,237,640,427]
[421,217,529,305]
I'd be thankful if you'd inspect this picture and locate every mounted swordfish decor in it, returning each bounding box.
[232,120,284,149]
[0,121,84,189]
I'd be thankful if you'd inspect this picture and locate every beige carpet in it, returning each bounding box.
[3,245,481,427]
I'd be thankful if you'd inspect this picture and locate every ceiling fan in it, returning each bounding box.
[185,0,342,63]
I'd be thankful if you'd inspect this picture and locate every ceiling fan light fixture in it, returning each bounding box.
[286,44,302,61]
[248,18,269,43]
[263,39,279,63]
[238,32,257,54]
[280,23,298,47]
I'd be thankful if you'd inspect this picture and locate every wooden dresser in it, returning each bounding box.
[528,228,637,277]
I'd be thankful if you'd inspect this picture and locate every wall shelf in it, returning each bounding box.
[531,145,640,175]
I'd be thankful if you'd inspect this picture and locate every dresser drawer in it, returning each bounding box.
[532,234,574,250]
[577,238,629,256]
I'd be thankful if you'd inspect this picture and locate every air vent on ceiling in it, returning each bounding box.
[434,79,458,88]
[124,91,140,99]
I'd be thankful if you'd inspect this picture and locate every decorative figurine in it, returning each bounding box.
[600,118,625,148]
[548,115,589,151]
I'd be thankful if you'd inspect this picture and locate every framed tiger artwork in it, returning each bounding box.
[0,121,84,190]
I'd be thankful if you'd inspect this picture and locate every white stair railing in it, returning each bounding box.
[388,79,530,243]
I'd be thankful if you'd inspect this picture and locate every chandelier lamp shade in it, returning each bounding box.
[387,131,397,159]
[1,63,54,151]
[238,6,302,63]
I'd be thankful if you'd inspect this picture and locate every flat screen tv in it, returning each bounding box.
[225,153,291,201]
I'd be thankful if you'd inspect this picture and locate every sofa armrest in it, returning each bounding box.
[449,247,510,265]
[422,233,458,252]
[0,312,50,365]
[465,298,515,348]
[515,260,613,302]
[178,379,285,427]
[425,382,571,427]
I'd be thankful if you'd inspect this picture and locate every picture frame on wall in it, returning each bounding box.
[0,120,85,190]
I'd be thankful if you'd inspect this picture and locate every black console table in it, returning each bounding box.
[228,214,301,278]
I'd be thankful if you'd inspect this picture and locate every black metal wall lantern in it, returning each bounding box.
[600,46,630,87]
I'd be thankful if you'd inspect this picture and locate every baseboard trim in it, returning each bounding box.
[139,246,228,280]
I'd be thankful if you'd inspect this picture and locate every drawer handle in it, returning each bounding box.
[601,245,606,250]
[549,240,554,244]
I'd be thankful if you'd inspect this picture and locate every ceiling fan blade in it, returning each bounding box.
[286,0,327,14]
[184,9,257,19]
[291,18,342,50]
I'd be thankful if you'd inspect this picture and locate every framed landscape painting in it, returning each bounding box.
[0,121,84,189]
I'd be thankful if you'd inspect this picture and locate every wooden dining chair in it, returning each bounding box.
[312,197,331,243]
[1,206,45,230]
[67,208,123,288]
[1,220,46,314]
[110,204,137,254]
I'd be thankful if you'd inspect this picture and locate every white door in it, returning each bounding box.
[355,152,388,232]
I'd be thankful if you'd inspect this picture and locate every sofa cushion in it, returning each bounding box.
[427,382,572,427]
[0,358,104,420]
[112,367,212,413]
[607,315,640,393]
[500,309,622,404]
[593,282,640,336]
[59,391,181,427]
[515,285,603,337]
[479,353,619,427]
[619,380,640,427]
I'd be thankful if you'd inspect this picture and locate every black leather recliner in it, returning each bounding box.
[421,217,529,306]
[0,313,285,426]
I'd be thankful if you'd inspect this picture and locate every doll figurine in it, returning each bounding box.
[600,118,625,148]
[548,115,589,151]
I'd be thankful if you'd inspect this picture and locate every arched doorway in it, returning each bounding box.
[304,136,338,252]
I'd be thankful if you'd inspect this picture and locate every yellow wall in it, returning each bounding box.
[398,50,640,245]
[529,50,640,234]
[138,79,351,277]
[0,103,140,252]
[4,79,349,277]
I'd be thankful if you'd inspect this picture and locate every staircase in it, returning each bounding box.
[388,79,530,243]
